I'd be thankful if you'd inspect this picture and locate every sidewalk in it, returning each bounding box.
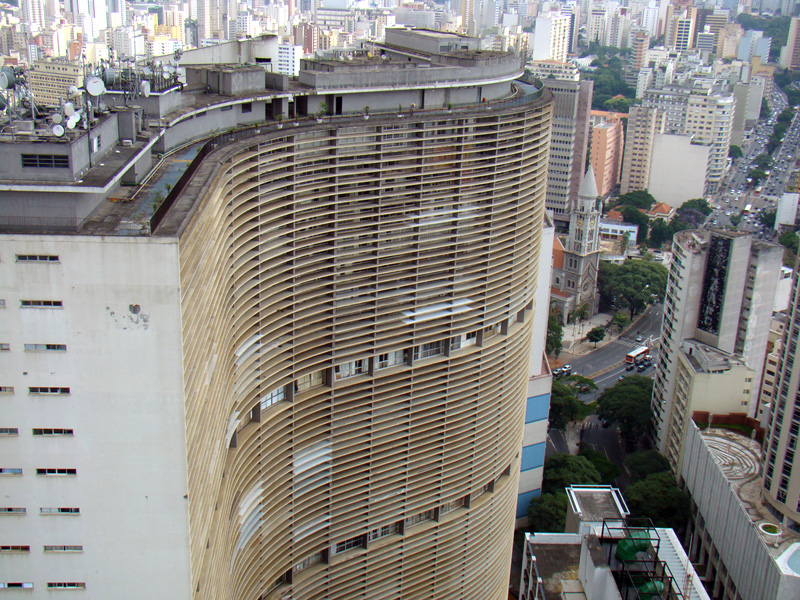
[560,309,654,358]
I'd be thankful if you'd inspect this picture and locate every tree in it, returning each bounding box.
[612,311,629,330]
[547,313,563,357]
[600,259,668,317]
[753,154,773,170]
[549,380,583,430]
[748,168,768,185]
[542,453,602,494]
[761,97,771,119]
[680,198,712,216]
[613,190,656,210]
[619,205,650,243]
[728,145,743,159]
[624,472,690,531]
[587,326,606,347]
[760,209,777,229]
[562,374,598,395]
[596,375,654,450]
[648,219,672,248]
[730,212,742,227]
[777,107,795,124]
[579,443,621,484]
[779,231,799,254]
[528,491,568,533]
[604,96,636,113]
[625,450,671,483]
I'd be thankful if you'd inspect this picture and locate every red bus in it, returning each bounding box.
[625,346,649,364]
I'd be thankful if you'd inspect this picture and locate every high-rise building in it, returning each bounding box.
[620,105,665,195]
[762,251,800,529]
[630,28,650,73]
[0,31,554,600]
[779,17,800,70]
[652,229,782,468]
[526,60,593,229]
[531,13,570,62]
[664,6,698,52]
[685,89,735,194]
[589,116,624,197]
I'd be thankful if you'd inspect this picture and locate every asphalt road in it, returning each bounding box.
[562,303,663,386]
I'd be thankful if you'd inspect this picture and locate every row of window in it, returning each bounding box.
[0,428,73,436]
[1,545,82,552]
[0,468,76,476]
[15,255,59,262]
[0,387,71,395]
[1,507,79,515]
[1,344,67,352]
[0,582,85,589]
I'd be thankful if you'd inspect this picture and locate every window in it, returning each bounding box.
[292,551,324,573]
[0,546,29,552]
[40,507,79,515]
[0,468,22,475]
[15,254,59,262]
[47,582,86,589]
[0,344,8,351]
[32,428,73,436]
[0,583,34,589]
[334,359,368,380]
[20,300,62,308]
[24,344,67,352]
[241,102,253,113]
[0,428,18,435]
[21,154,69,168]
[29,387,70,395]
[44,545,82,552]
[260,387,285,411]
[451,331,478,351]
[368,522,401,541]
[0,387,13,394]
[36,468,77,476]
[333,535,364,555]
[376,350,406,369]
[404,509,436,528]
[413,341,444,360]
[0,508,25,514]
[296,370,325,393]
[220,105,233,112]
[440,496,467,514]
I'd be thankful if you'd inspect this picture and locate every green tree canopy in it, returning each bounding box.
[542,453,603,494]
[728,145,743,159]
[587,326,606,346]
[619,205,650,243]
[735,14,791,61]
[528,491,568,533]
[625,450,671,483]
[612,311,629,330]
[648,219,672,248]
[624,472,690,531]
[730,212,743,227]
[613,190,657,210]
[760,209,777,229]
[748,168,768,185]
[562,374,598,395]
[753,154,773,170]
[596,375,654,450]
[779,231,799,254]
[547,313,563,357]
[579,443,621,484]
[598,259,668,317]
[549,380,583,430]
[777,107,795,124]
[761,97,771,119]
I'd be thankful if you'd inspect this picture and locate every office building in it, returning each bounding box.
[27,60,82,108]
[620,105,664,195]
[526,60,593,229]
[0,30,554,600]
[780,17,800,71]
[652,229,782,466]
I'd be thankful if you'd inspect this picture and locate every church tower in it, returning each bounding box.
[563,165,602,315]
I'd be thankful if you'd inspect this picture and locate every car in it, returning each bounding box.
[635,333,644,342]
[626,363,635,371]
[562,365,572,376]
[637,363,648,372]
[618,376,625,381]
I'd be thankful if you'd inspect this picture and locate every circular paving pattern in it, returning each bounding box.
[705,433,761,481]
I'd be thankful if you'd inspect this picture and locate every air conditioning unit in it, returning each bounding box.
[121,139,133,147]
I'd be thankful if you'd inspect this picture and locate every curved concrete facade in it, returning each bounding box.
[171,94,552,600]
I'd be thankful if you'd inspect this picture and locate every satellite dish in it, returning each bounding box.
[68,85,80,97]
[52,124,65,137]
[85,76,106,97]
[63,102,75,116]
[139,80,150,97]
[51,113,63,124]
[142,66,152,76]
[66,114,79,129]
[103,68,116,85]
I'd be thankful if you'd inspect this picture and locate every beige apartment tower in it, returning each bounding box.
[620,106,664,195]
[0,31,553,600]
[589,116,624,197]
